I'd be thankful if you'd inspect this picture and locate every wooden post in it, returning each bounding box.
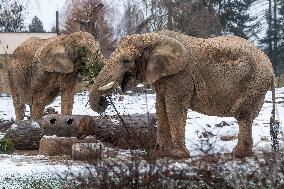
[56,11,59,35]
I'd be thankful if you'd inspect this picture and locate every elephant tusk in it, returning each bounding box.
[99,81,116,91]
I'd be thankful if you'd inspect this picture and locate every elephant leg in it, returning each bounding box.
[30,101,45,121]
[8,72,25,120]
[154,91,174,157]
[61,80,76,115]
[12,95,25,120]
[166,105,190,158]
[233,118,253,158]
[233,90,267,158]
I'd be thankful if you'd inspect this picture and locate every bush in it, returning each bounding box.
[0,138,14,154]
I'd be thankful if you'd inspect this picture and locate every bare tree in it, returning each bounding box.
[117,0,149,37]
[0,0,25,32]
[119,0,222,38]
[62,0,114,56]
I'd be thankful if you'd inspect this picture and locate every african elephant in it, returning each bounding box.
[89,30,275,158]
[9,32,104,120]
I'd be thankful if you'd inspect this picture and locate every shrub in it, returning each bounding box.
[0,138,14,154]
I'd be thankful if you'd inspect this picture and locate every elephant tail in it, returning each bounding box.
[271,75,276,122]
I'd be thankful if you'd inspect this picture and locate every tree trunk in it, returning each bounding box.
[4,114,157,150]
[268,0,273,59]
[4,120,44,150]
[42,114,95,139]
[273,0,278,71]
[94,114,157,150]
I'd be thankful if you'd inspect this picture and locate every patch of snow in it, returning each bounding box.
[137,83,145,87]
[31,121,40,128]
[8,123,18,131]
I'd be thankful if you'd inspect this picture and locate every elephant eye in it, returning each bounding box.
[122,59,130,64]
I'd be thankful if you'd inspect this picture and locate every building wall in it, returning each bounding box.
[0,32,56,54]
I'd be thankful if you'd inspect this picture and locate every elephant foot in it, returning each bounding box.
[232,144,253,158]
[153,146,190,159]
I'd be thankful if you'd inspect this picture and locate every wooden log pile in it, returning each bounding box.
[3,113,157,152]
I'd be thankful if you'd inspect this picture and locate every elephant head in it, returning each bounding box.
[37,32,104,76]
[89,32,188,112]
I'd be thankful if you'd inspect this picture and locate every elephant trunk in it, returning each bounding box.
[89,61,123,113]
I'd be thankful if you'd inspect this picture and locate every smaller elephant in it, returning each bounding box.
[89,30,275,158]
[9,32,104,120]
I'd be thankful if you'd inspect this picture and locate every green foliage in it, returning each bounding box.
[28,16,45,32]
[75,46,103,86]
[260,0,284,76]
[0,138,13,154]
[75,45,89,69]
[82,57,104,86]
[216,0,260,39]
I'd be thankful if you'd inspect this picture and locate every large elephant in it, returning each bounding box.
[89,30,275,158]
[9,32,104,120]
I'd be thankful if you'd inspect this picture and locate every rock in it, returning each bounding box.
[220,135,237,141]
[0,118,14,132]
[196,130,215,139]
[43,107,58,116]
[260,136,269,141]
[215,121,230,127]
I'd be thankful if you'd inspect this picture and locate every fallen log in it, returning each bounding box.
[43,114,95,138]
[4,120,44,150]
[4,114,157,150]
[94,114,157,150]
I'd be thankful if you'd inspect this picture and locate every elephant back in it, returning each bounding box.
[12,37,45,67]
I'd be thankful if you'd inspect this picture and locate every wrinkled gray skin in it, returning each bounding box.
[89,30,274,159]
[9,32,104,120]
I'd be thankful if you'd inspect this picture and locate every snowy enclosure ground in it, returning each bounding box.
[0,88,283,188]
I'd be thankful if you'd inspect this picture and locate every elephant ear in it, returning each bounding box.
[42,44,74,73]
[143,38,188,84]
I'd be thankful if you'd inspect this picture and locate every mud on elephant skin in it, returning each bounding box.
[9,32,105,121]
[89,30,275,159]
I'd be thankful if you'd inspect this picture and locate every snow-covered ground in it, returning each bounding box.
[0,88,283,187]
